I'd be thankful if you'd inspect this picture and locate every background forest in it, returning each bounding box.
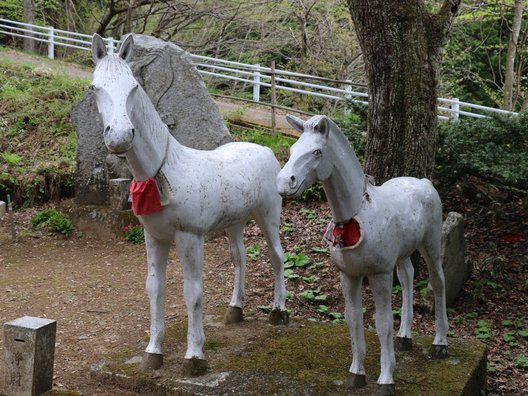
[2,0,528,112]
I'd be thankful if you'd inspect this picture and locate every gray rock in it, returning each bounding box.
[441,212,468,306]
[72,34,232,206]
[1,316,57,396]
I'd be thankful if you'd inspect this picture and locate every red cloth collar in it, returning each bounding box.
[129,177,162,216]
[332,218,361,247]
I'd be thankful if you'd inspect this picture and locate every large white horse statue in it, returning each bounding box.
[277,115,449,395]
[90,34,289,375]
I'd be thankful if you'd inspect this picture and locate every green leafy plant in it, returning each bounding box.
[31,208,73,235]
[475,319,494,340]
[247,244,261,261]
[299,289,327,302]
[123,224,144,244]
[392,285,402,294]
[284,269,300,280]
[281,223,294,234]
[303,275,320,284]
[1,152,22,166]
[436,113,528,190]
[284,252,310,268]
[514,355,528,369]
[501,317,528,347]
[300,208,317,220]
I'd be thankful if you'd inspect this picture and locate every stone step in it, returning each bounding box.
[91,314,487,395]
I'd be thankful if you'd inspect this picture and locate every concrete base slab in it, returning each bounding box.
[90,314,487,395]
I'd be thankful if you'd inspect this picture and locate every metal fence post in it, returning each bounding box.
[253,63,261,102]
[344,80,352,100]
[451,98,460,120]
[47,27,54,59]
[107,37,115,54]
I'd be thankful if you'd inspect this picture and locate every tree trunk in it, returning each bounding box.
[503,0,524,111]
[23,0,36,53]
[347,0,460,184]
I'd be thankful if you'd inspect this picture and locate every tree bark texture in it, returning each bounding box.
[503,0,524,111]
[23,0,36,53]
[347,0,460,184]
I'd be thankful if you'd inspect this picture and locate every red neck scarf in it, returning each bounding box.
[129,177,162,216]
[332,218,361,247]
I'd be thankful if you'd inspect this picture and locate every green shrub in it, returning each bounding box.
[436,113,528,189]
[331,100,368,161]
[123,224,144,244]
[31,208,73,235]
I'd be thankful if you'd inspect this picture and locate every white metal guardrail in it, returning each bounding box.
[0,18,518,119]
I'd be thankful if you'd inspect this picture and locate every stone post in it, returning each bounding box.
[1,317,57,396]
[109,178,132,211]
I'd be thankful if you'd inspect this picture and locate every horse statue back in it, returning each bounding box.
[277,114,449,395]
[91,34,288,375]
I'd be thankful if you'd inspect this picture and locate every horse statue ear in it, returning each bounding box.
[314,116,329,137]
[119,34,134,63]
[286,114,305,133]
[92,33,107,65]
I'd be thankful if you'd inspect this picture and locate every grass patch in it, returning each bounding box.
[0,57,89,205]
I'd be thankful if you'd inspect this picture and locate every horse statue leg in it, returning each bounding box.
[419,234,449,359]
[369,272,396,396]
[341,273,367,389]
[395,257,414,351]
[223,223,246,324]
[174,230,208,377]
[142,231,171,371]
[253,206,288,325]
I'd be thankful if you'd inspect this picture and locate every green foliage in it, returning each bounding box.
[331,101,368,160]
[436,113,528,189]
[475,319,494,340]
[284,252,310,269]
[280,222,294,234]
[0,0,23,21]
[247,244,261,261]
[123,224,144,244]
[299,289,327,302]
[284,269,299,280]
[230,127,294,163]
[0,59,87,204]
[515,355,528,368]
[31,208,73,235]
[442,3,528,110]
[1,152,22,166]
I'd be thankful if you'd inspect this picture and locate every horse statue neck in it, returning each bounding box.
[322,120,366,224]
[125,85,177,181]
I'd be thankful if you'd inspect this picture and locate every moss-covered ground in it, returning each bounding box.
[95,314,487,395]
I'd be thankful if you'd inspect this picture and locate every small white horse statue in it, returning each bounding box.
[90,34,289,375]
[277,115,449,395]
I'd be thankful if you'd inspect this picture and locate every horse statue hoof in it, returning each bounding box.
[269,308,290,325]
[379,384,396,396]
[141,352,163,371]
[430,344,449,359]
[181,357,208,377]
[223,306,244,324]
[395,336,413,351]
[345,373,366,388]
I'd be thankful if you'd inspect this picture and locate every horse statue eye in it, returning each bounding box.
[313,149,322,156]
[89,85,96,91]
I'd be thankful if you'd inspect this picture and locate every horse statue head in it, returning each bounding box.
[91,34,137,155]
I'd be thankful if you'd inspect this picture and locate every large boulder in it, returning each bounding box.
[72,34,232,205]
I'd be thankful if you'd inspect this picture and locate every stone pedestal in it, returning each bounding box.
[441,212,467,306]
[1,316,57,396]
[109,178,131,211]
